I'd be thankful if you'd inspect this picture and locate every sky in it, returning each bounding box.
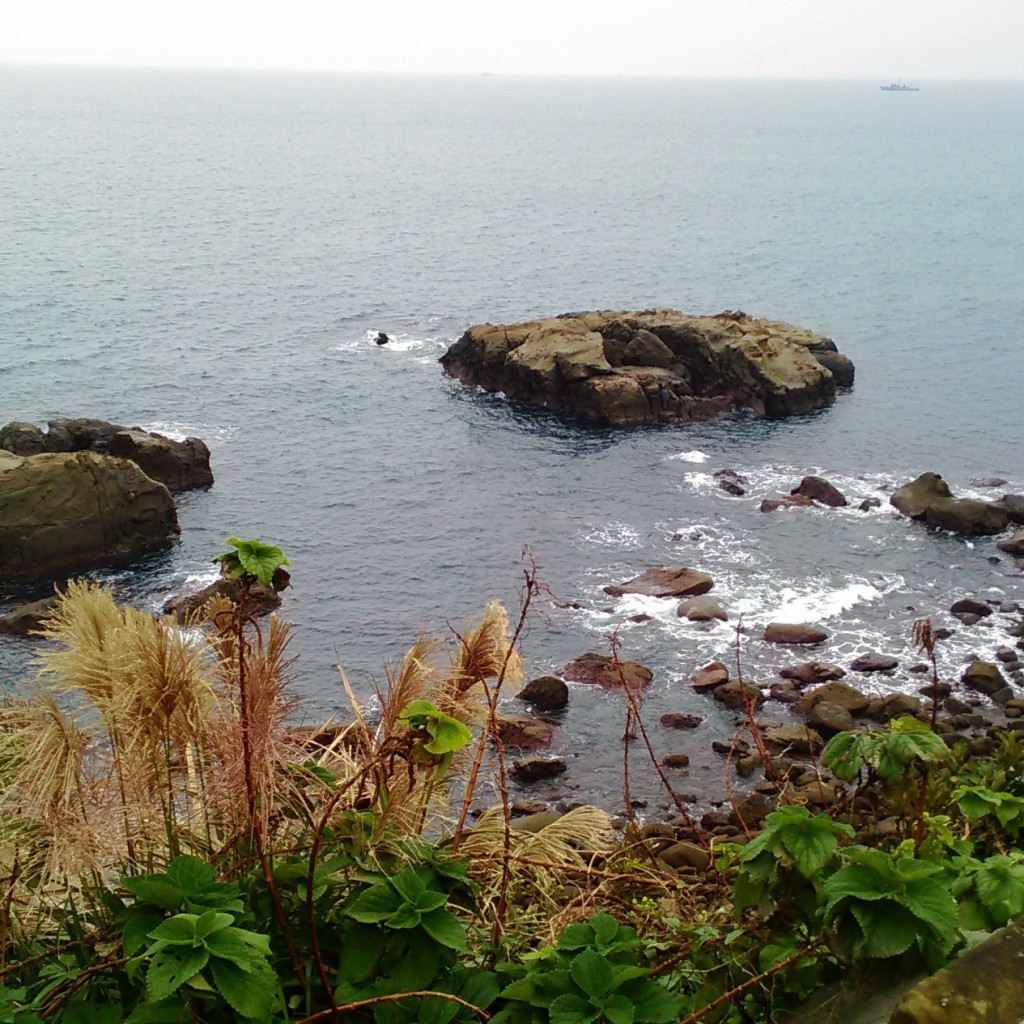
[3,0,1023,79]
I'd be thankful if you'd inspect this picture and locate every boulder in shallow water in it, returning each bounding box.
[791,475,848,507]
[511,757,568,783]
[997,532,1024,556]
[560,652,653,691]
[760,494,814,513]
[676,595,728,621]
[850,652,899,672]
[962,660,1008,697]
[780,661,846,685]
[890,472,953,519]
[763,622,829,645]
[690,661,729,690]
[108,430,213,493]
[0,596,59,636]
[495,715,557,751]
[891,472,1010,536]
[604,566,713,598]
[163,577,282,621]
[0,422,45,456]
[0,450,179,582]
[517,675,569,711]
[993,494,1024,525]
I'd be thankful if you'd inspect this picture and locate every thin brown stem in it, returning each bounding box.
[293,989,490,1024]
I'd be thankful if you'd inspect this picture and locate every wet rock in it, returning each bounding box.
[760,493,814,513]
[108,429,213,493]
[0,421,45,455]
[797,681,870,715]
[761,722,823,755]
[495,715,557,751]
[769,680,801,703]
[806,700,854,736]
[792,780,838,807]
[630,613,652,623]
[604,566,713,598]
[375,331,390,345]
[1,449,179,582]
[690,661,729,690]
[639,822,675,842]
[791,475,848,507]
[876,693,924,722]
[997,532,1024,557]
[511,758,568,783]
[712,679,764,710]
[560,653,653,691]
[974,477,1008,488]
[659,841,710,872]
[164,577,282,621]
[909,663,931,674]
[858,497,882,511]
[918,682,951,699]
[764,622,829,645]
[850,653,899,672]
[933,627,954,640]
[891,472,1010,536]
[677,595,728,622]
[956,613,982,626]
[731,792,775,829]
[661,753,691,768]
[511,797,548,815]
[996,648,1018,663]
[950,598,993,618]
[0,595,59,636]
[780,661,846,685]
[510,811,562,832]
[517,675,569,711]
[811,349,855,386]
[660,712,703,729]
[962,660,1009,696]
[714,469,747,496]
[993,494,1024,525]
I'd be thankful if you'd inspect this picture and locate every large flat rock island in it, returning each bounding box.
[440,309,854,425]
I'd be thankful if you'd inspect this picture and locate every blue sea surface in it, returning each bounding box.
[2,69,1023,806]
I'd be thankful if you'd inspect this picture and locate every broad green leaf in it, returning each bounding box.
[165,857,217,894]
[61,1004,123,1024]
[121,905,164,955]
[821,731,866,780]
[386,902,421,929]
[148,915,198,945]
[621,978,683,1024]
[570,949,614,1000]
[849,902,919,959]
[389,868,427,904]
[549,994,597,1024]
[223,538,289,586]
[555,923,596,950]
[419,908,467,950]
[146,946,209,1002]
[602,993,635,1024]
[590,912,619,948]
[414,890,449,914]
[209,957,277,1019]
[205,929,271,971]
[347,883,402,923]
[422,716,473,755]
[120,877,187,911]
[973,857,1024,925]
[194,910,234,941]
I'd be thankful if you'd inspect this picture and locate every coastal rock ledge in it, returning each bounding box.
[440,309,854,425]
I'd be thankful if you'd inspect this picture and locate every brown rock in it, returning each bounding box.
[0,595,59,636]
[997,532,1024,557]
[761,722,823,755]
[0,421,45,456]
[713,679,764,709]
[560,653,653,691]
[676,595,728,621]
[164,577,281,620]
[604,566,713,598]
[806,700,854,736]
[877,693,924,722]
[780,661,846,685]
[660,712,703,729]
[950,598,993,618]
[108,429,213,493]
[760,494,814,513]
[731,792,775,829]
[764,622,829,645]
[661,753,691,768]
[962,660,1009,697]
[517,675,569,711]
[690,661,729,689]
[791,475,848,507]
[511,758,568,783]
[850,653,899,672]
[890,472,953,519]
[495,715,557,750]
[797,681,870,715]
[659,841,710,872]
[858,497,882,511]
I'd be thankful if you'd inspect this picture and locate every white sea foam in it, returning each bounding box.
[143,421,236,444]
[581,522,644,550]
[668,450,709,463]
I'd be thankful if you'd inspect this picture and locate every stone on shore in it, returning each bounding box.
[0,596,59,636]
[993,494,1024,525]
[440,309,853,427]
[660,712,703,729]
[796,681,870,715]
[511,757,568,783]
[690,661,730,690]
[604,566,713,598]
[495,715,557,751]
[763,622,829,645]
[676,595,728,621]
[712,679,764,709]
[559,653,653,691]
[997,532,1024,556]
[780,662,846,685]
[850,653,899,672]
[962,660,1009,697]
[0,449,179,582]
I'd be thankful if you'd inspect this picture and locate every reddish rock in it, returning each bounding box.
[495,715,557,750]
[764,622,829,645]
[660,712,703,729]
[604,566,713,598]
[760,494,814,513]
[791,475,848,507]
[850,653,899,672]
[690,661,729,690]
[560,652,653,691]
[164,577,282,621]
[661,753,691,769]
[713,679,764,710]
[780,661,846,685]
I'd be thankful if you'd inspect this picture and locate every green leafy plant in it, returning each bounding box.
[951,784,1024,836]
[491,913,681,1024]
[821,847,959,967]
[822,717,949,785]
[213,536,290,588]
[398,701,474,779]
[951,851,1024,930]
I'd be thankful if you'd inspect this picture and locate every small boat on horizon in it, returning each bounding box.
[881,80,919,92]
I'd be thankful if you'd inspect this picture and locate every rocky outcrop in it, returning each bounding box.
[0,419,213,494]
[0,450,179,582]
[163,577,283,621]
[560,653,653,691]
[0,596,58,636]
[440,310,854,426]
[604,566,713,598]
[890,472,1010,536]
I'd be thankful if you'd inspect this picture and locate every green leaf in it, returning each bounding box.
[821,731,866,780]
[386,902,422,929]
[414,890,449,914]
[589,913,619,948]
[121,905,164,955]
[61,1004,123,1024]
[209,957,277,1019]
[220,537,289,587]
[165,856,217,894]
[621,978,683,1024]
[570,949,614,1000]
[194,910,234,941]
[337,924,386,984]
[148,915,199,946]
[347,883,402,923]
[602,994,635,1024]
[422,716,473,755]
[555,923,596,950]
[205,928,271,971]
[390,868,428,904]
[146,946,209,1002]
[419,908,467,950]
[849,902,919,959]
[120,877,187,911]
[903,878,959,953]
[974,856,1024,923]
[549,994,597,1024]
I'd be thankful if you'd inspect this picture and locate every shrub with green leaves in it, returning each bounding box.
[821,847,959,968]
[822,717,949,785]
[491,913,681,1024]
[213,536,290,588]
[398,700,474,779]
[951,784,1024,837]
[951,851,1024,930]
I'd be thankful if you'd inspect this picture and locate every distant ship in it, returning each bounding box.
[881,81,919,92]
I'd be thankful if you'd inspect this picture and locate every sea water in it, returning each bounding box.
[3,69,1023,806]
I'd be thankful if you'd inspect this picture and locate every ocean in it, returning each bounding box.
[3,68,1023,808]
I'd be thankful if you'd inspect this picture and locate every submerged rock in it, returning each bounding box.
[676,595,728,621]
[997,532,1024,556]
[780,662,846,685]
[0,596,59,636]
[511,757,568,783]
[962,660,1009,697]
[850,653,899,672]
[440,309,853,426]
[0,449,179,582]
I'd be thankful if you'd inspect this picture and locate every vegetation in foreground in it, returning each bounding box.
[0,540,1023,1023]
